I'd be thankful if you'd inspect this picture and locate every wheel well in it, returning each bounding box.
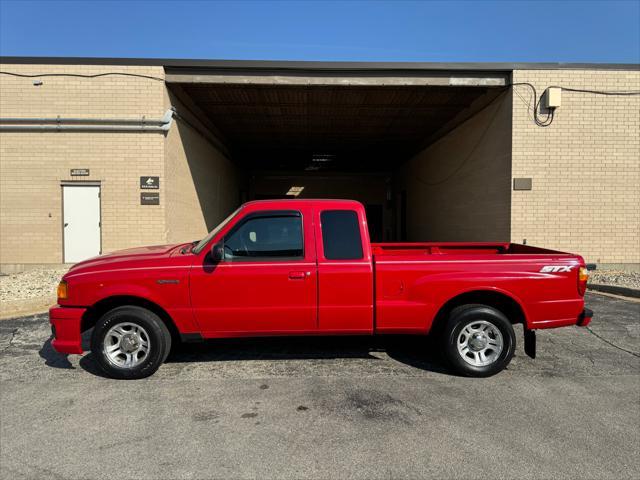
[81,296,181,344]
[429,290,526,337]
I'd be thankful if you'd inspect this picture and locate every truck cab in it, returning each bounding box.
[188,200,374,336]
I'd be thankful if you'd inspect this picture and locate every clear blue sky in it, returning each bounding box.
[1,0,639,63]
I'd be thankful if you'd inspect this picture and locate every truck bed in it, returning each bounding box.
[371,242,570,257]
[371,241,585,334]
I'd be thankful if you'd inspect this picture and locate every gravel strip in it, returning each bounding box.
[0,268,68,303]
[589,270,640,290]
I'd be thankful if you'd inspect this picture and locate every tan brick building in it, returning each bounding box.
[1,58,638,272]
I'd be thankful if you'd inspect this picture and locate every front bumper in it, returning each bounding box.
[49,305,86,354]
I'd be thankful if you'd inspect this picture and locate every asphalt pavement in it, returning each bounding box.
[1,292,638,480]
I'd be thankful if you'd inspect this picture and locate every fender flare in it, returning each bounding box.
[432,286,531,329]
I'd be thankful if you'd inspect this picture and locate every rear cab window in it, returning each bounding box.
[320,210,364,260]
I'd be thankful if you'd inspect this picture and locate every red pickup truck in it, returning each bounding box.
[50,199,592,379]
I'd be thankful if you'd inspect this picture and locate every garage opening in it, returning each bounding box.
[165,65,512,243]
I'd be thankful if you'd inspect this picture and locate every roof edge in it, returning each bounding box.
[0,56,639,71]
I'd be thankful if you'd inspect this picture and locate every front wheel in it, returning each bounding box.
[91,306,171,379]
[443,304,516,377]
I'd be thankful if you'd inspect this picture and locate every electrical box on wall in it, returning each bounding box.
[513,178,533,190]
[543,87,562,108]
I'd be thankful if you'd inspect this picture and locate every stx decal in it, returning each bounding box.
[540,266,574,273]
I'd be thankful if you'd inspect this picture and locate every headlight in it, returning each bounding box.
[57,280,68,301]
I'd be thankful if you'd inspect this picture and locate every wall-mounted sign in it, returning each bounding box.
[70,168,90,176]
[141,192,160,205]
[140,176,159,189]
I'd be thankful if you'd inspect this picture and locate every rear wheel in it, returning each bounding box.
[442,304,516,377]
[91,306,171,379]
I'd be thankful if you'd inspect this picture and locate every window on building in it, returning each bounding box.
[224,213,303,261]
[320,210,363,260]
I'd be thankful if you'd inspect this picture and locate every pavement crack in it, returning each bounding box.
[0,328,18,353]
[585,326,640,358]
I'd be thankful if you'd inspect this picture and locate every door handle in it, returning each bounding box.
[289,271,310,280]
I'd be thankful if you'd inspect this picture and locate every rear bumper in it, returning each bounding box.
[577,308,593,327]
[49,305,86,354]
[531,308,593,329]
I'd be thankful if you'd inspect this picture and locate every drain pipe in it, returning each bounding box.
[0,108,176,132]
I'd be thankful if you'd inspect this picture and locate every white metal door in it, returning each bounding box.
[63,185,101,263]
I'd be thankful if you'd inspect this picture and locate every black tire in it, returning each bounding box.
[442,304,516,377]
[91,306,171,380]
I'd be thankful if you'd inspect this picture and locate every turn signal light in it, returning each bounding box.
[57,280,68,301]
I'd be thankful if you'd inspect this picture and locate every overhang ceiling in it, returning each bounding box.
[172,83,503,172]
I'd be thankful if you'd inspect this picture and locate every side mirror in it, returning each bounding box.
[210,242,224,262]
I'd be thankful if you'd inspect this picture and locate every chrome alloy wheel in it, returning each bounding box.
[103,322,151,368]
[456,320,504,367]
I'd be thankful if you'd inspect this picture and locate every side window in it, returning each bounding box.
[224,213,303,261]
[320,210,364,260]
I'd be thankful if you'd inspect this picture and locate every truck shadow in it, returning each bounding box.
[38,336,74,369]
[76,334,454,377]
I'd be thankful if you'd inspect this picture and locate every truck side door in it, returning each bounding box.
[190,207,318,335]
[314,206,374,333]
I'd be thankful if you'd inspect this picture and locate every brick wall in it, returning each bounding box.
[0,64,167,271]
[163,87,241,244]
[511,69,640,266]
[395,91,512,242]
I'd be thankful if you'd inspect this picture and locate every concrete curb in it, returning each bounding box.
[588,284,640,299]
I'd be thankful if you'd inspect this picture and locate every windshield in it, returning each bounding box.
[192,206,243,254]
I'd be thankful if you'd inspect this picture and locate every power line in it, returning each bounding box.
[552,86,640,96]
[510,82,640,127]
[2,69,639,130]
[510,83,554,127]
[0,71,164,81]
